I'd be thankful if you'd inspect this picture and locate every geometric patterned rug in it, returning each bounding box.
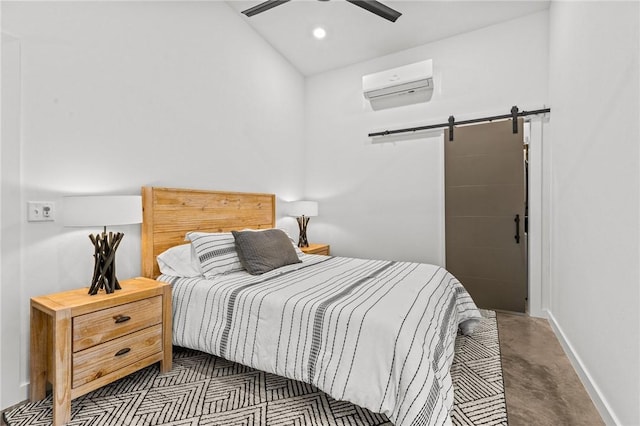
[451,311,508,425]
[4,310,506,426]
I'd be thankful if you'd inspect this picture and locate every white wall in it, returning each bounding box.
[304,11,549,265]
[0,1,305,408]
[1,33,22,411]
[547,2,639,425]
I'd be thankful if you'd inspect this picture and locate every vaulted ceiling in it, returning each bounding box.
[226,0,550,76]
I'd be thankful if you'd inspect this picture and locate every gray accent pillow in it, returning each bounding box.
[232,229,302,275]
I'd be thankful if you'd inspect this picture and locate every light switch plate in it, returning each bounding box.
[27,201,55,222]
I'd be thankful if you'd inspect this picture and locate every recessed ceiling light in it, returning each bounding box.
[313,27,326,40]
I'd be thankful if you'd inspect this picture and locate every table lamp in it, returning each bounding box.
[64,195,142,295]
[288,201,318,247]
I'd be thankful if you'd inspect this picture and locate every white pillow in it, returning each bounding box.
[186,232,244,277]
[157,244,202,277]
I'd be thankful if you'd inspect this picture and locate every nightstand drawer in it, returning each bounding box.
[72,324,163,388]
[73,296,162,352]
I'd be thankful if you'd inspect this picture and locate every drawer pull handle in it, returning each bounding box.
[114,315,131,324]
[115,348,131,357]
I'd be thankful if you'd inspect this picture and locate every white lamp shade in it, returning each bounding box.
[288,201,318,217]
[63,195,142,227]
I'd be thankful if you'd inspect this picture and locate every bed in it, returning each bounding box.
[141,186,481,426]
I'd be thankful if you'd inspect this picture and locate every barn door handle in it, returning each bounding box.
[514,214,520,244]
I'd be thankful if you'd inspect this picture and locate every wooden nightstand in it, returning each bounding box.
[30,277,172,426]
[300,243,330,256]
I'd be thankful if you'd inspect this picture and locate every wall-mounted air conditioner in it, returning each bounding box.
[362,59,433,110]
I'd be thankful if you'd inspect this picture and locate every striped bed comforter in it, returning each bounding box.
[160,254,480,426]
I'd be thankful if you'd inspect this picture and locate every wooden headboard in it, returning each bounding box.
[141,187,276,278]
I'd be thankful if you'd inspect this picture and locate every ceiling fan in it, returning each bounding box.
[241,0,402,23]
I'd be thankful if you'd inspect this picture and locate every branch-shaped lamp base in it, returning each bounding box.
[88,230,124,295]
[296,216,310,247]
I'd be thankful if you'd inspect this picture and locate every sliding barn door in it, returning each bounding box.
[445,119,526,312]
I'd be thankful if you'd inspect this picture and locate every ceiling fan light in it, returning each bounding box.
[313,27,327,40]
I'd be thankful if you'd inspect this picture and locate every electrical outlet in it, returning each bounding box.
[27,201,56,222]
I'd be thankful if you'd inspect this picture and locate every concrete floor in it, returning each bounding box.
[497,312,604,426]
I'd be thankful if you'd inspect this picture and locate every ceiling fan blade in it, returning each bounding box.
[345,0,402,22]
[241,0,291,17]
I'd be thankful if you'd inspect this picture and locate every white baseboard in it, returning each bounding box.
[20,383,29,398]
[1,384,29,412]
[546,311,620,426]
